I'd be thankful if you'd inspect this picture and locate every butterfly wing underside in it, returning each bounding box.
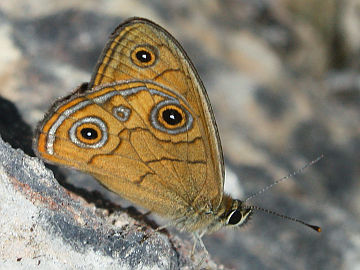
[34,18,224,222]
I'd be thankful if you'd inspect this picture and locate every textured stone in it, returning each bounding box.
[0,136,191,269]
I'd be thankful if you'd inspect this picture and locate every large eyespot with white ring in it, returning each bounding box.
[69,117,108,148]
[150,100,193,134]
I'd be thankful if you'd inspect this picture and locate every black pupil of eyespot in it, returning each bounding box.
[162,108,183,125]
[136,50,151,63]
[228,210,242,225]
[80,128,98,140]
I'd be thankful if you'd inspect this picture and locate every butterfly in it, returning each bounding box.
[33,17,320,247]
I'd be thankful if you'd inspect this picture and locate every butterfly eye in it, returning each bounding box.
[226,208,252,226]
[150,100,193,135]
[131,45,158,67]
[227,210,243,225]
[69,117,108,148]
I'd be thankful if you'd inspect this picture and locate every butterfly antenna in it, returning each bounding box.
[249,205,321,232]
[244,155,324,203]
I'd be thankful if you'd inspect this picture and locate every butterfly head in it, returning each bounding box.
[218,197,321,233]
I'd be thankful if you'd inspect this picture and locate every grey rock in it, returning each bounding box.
[0,136,193,269]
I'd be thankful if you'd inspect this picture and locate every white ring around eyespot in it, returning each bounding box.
[68,117,108,148]
[150,99,193,135]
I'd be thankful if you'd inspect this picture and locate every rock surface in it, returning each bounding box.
[0,136,198,269]
[0,1,359,269]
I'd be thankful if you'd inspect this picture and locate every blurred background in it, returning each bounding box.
[0,0,359,269]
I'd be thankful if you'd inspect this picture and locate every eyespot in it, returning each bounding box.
[136,50,151,62]
[130,45,158,68]
[69,117,108,148]
[150,100,193,135]
[160,106,185,127]
[80,127,98,140]
[113,105,131,122]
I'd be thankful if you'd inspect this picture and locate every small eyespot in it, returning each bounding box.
[227,210,243,225]
[113,105,131,122]
[131,45,157,68]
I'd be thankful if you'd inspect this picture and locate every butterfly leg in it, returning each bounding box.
[141,216,187,244]
[140,210,152,217]
[191,231,211,268]
[191,231,209,256]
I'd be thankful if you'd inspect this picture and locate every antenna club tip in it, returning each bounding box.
[309,225,321,232]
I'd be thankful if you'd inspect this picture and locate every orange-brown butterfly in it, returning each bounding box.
[34,17,320,246]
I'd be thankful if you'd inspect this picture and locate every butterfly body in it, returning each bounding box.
[34,18,253,235]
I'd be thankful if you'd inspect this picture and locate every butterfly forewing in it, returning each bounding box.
[91,18,225,207]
